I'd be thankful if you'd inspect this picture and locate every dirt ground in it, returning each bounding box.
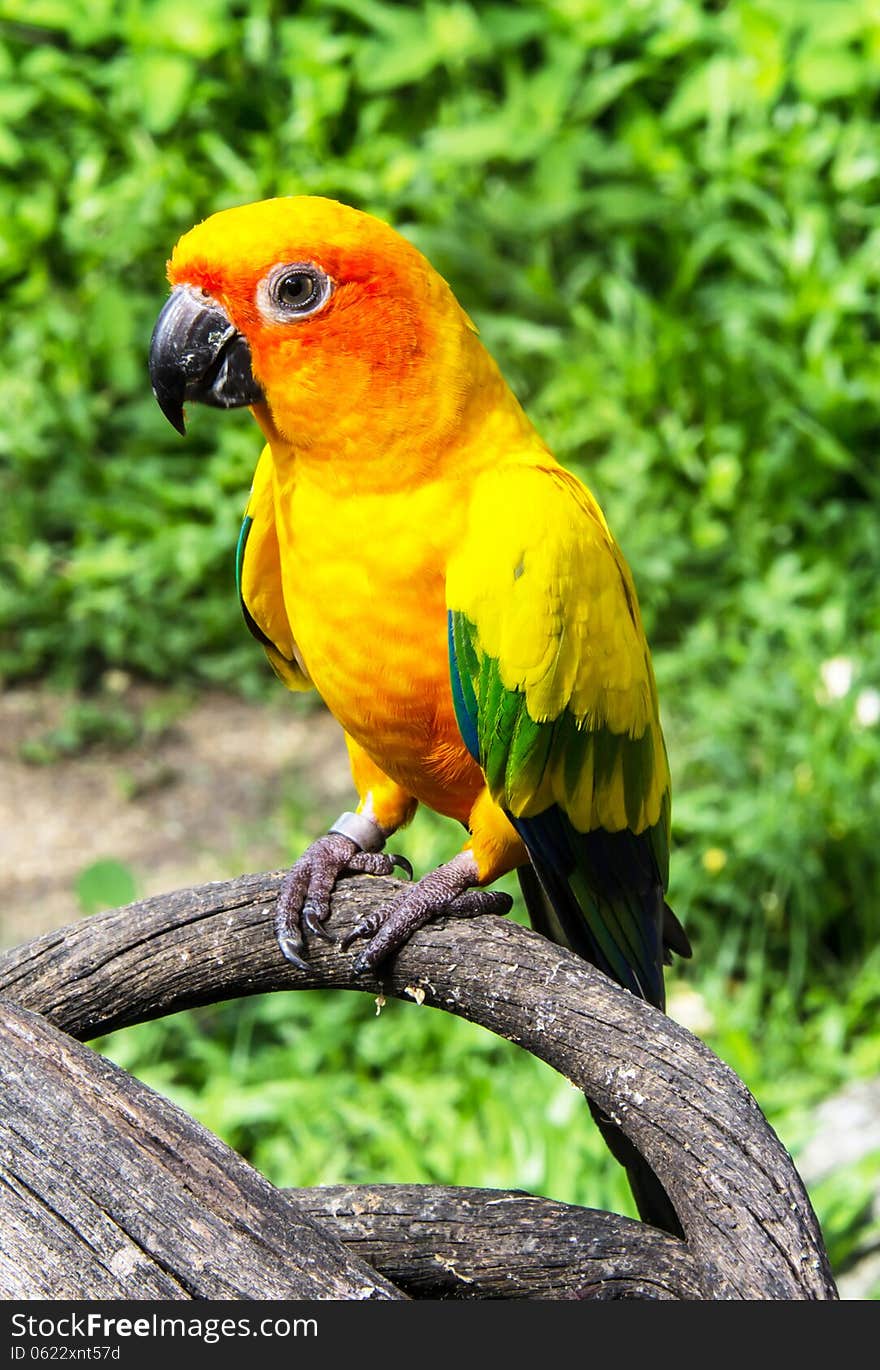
[0,684,353,950]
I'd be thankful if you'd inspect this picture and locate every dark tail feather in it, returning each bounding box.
[663,900,692,960]
[517,862,685,1237]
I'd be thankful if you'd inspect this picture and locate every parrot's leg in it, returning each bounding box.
[275,811,412,969]
[340,850,513,976]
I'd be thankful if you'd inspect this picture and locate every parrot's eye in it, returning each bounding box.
[258,263,332,322]
[277,271,322,309]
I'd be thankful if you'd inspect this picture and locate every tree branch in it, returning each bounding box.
[0,870,838,1300]
[0,1000,404,1301]
[287,1184,707,1300]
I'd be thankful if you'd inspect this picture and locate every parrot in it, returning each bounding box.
[149,195,691,1233]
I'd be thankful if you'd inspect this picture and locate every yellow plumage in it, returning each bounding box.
[151,193,685,1006]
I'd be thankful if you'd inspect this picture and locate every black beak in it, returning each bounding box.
[149,285,264,435]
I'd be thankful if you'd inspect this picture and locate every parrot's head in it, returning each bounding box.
[149,196,491,458]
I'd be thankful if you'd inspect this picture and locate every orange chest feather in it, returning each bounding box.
[273,471,482,817]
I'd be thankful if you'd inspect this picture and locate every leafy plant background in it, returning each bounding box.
[2,0,879,1293]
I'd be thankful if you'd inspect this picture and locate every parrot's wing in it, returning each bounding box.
[447,462,689,1006]
[236,446,312,691]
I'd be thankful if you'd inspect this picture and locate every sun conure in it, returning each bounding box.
[149,195,691,1232]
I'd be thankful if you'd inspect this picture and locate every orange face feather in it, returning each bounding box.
[166,196,518,474]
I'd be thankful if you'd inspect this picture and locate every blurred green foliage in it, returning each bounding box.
[18,686,192,761]
[75,857,138,915]
[3,0,880,1292]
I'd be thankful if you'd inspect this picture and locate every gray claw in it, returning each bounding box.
[390,853,414,881]
[277,932,311,970]
[302,903,334,940]
[339,913,381,951]
[352,948,378,977]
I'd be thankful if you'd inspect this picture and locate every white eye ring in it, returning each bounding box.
[256,262,333,322]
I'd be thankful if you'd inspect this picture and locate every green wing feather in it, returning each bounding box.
[447,462,689,1007]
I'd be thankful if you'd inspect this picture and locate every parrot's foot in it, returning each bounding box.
[340,851,513,976]
[275,824,412,969]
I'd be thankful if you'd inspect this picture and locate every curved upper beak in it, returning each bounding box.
[149,285,264,435]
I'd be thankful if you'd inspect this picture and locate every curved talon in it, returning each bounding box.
[389,852,414,881]
[339,910,384,951]
[277,930,311,970]
[302,902,335,941]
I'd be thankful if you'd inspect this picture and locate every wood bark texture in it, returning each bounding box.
[287,1184,708,1299]
[0,1000,403,1301]
[0,870,838,1301]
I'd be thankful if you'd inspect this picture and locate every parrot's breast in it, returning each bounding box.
[273,468,483,823]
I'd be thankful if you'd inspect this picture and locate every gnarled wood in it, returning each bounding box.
[288,1184,707,1299]
[0,1000,403,1301]
[0,870,838,1300]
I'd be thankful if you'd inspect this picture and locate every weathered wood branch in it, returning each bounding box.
[0,992,695,1301]
[287,1184,707,1300]
[0,869,838,1300]
[0,1000,403,1301]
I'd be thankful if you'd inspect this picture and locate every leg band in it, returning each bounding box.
[328,811,386,853]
